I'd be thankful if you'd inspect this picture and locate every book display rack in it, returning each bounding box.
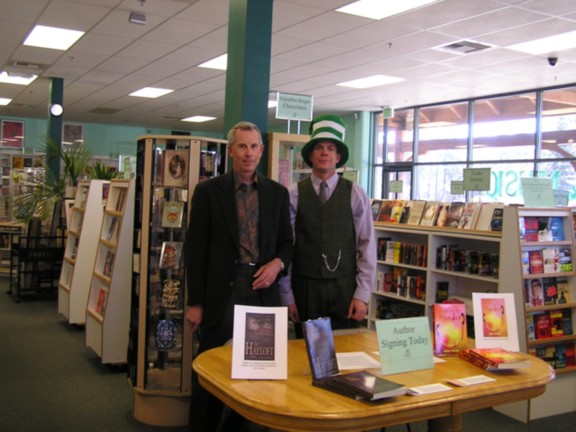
[58,180,108,324]
[84,179,134,364]
[371,222,501,332]
[497,206,576,422]
[129,135,227,427]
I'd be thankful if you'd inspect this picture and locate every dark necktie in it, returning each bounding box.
[319,181,328,204]
[238,183,259,263]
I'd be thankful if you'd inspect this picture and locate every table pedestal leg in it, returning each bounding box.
[428,414,462,432]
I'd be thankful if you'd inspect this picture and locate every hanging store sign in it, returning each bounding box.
[275,92,313,121]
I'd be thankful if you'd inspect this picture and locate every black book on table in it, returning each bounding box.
[301,317,405,401]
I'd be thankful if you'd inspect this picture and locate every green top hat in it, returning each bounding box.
[301,114,349,168]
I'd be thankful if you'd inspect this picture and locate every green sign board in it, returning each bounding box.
[451,180,464,195]
[390,180,403,193]
[521,177,555,207]
[463,168,491,191]
[275,92,313,121]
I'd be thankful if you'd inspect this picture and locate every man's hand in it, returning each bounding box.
[186,305,203,332]
[287,304,300,324]
[348,299,367,321]
[253,258,284,289]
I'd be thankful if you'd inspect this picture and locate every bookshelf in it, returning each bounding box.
[266,132,310,187]
[85,179,134,364]
[496,206,576,422]
[58,180,107,324]
[129,135,227,427]
[371,223,501,334]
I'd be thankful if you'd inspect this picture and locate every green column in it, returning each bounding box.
[47,77,63,178]
[224,0,273,172]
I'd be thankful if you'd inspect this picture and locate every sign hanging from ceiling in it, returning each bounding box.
[275,92,313,121]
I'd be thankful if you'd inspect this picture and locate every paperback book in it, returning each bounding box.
[444,202,465,228]
[159,241,183,269]
[161,201,185,228]
[406,200,426,225]
[457,202,480,230]
[433,302,467,356]
[419,201,441,226]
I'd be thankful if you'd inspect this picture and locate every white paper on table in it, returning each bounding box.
[336,352,381,370]
[407,383,453,395]
[446,375,496,387]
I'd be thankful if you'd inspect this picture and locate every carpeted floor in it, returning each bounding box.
[0,280,575,432]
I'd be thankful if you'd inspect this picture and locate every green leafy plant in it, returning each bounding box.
[13,138,93,222]
[87,161,121,180]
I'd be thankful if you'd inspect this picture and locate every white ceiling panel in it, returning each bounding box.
[0,0,575,132]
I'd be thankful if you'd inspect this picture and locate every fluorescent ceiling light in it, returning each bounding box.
[198,54,227,70]
[336,0,443,20]
[181,116,216,123]
[129,87,174,98]
[507,30,576,55]
[0,72,37,85]
[23,25,84,51]
[0,98,12,106]
[337,74,404,89]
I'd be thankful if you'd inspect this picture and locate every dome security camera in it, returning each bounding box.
[548,57,558,66]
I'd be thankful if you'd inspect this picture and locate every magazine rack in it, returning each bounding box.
[9,202,66,302]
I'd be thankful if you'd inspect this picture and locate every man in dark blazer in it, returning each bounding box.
[185,121,293,432]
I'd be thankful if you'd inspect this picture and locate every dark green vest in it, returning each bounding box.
[293,177,356,279]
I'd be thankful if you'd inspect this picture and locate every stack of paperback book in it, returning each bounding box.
[459,347,531,371]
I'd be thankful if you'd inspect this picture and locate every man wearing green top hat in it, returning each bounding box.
[280,114,377,336]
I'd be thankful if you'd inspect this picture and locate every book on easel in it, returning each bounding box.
[301,317,405,401]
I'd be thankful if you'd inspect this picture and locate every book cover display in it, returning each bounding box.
[433,303,467,356]
[163,149,188,188]
[231,305,287,379]
[472,293,520,351]
[159,241,183,269]
[302,317,339,380]
[161,201,185,228]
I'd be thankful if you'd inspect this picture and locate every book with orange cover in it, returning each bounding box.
[459,347,530,370]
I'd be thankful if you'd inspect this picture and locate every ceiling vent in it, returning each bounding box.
[8,60,47,70]
[437,40,493,54]
[89,107,121,115]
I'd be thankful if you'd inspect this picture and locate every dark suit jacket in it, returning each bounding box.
[185,171,293,327]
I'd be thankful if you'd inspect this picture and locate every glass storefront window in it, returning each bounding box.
[384,110,414,163]
[540,87,576,160]
[414,163,466,202]
[472,94,536,161]
[418,102,469,163]
[536,161,576,206]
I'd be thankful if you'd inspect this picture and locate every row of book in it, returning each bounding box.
[376,238,427,267]
[529,343,575,370]
[522,248,572,275]
[436,245,499,277]
[375,269,426,301]
[374,298,425,320]
[528,309,573,340]
[520,216,565,242]
[372,199,503,232]
[523,276,570,307]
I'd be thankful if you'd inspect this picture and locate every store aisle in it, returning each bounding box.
[0,282,188,432]
[1,280,575,431]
